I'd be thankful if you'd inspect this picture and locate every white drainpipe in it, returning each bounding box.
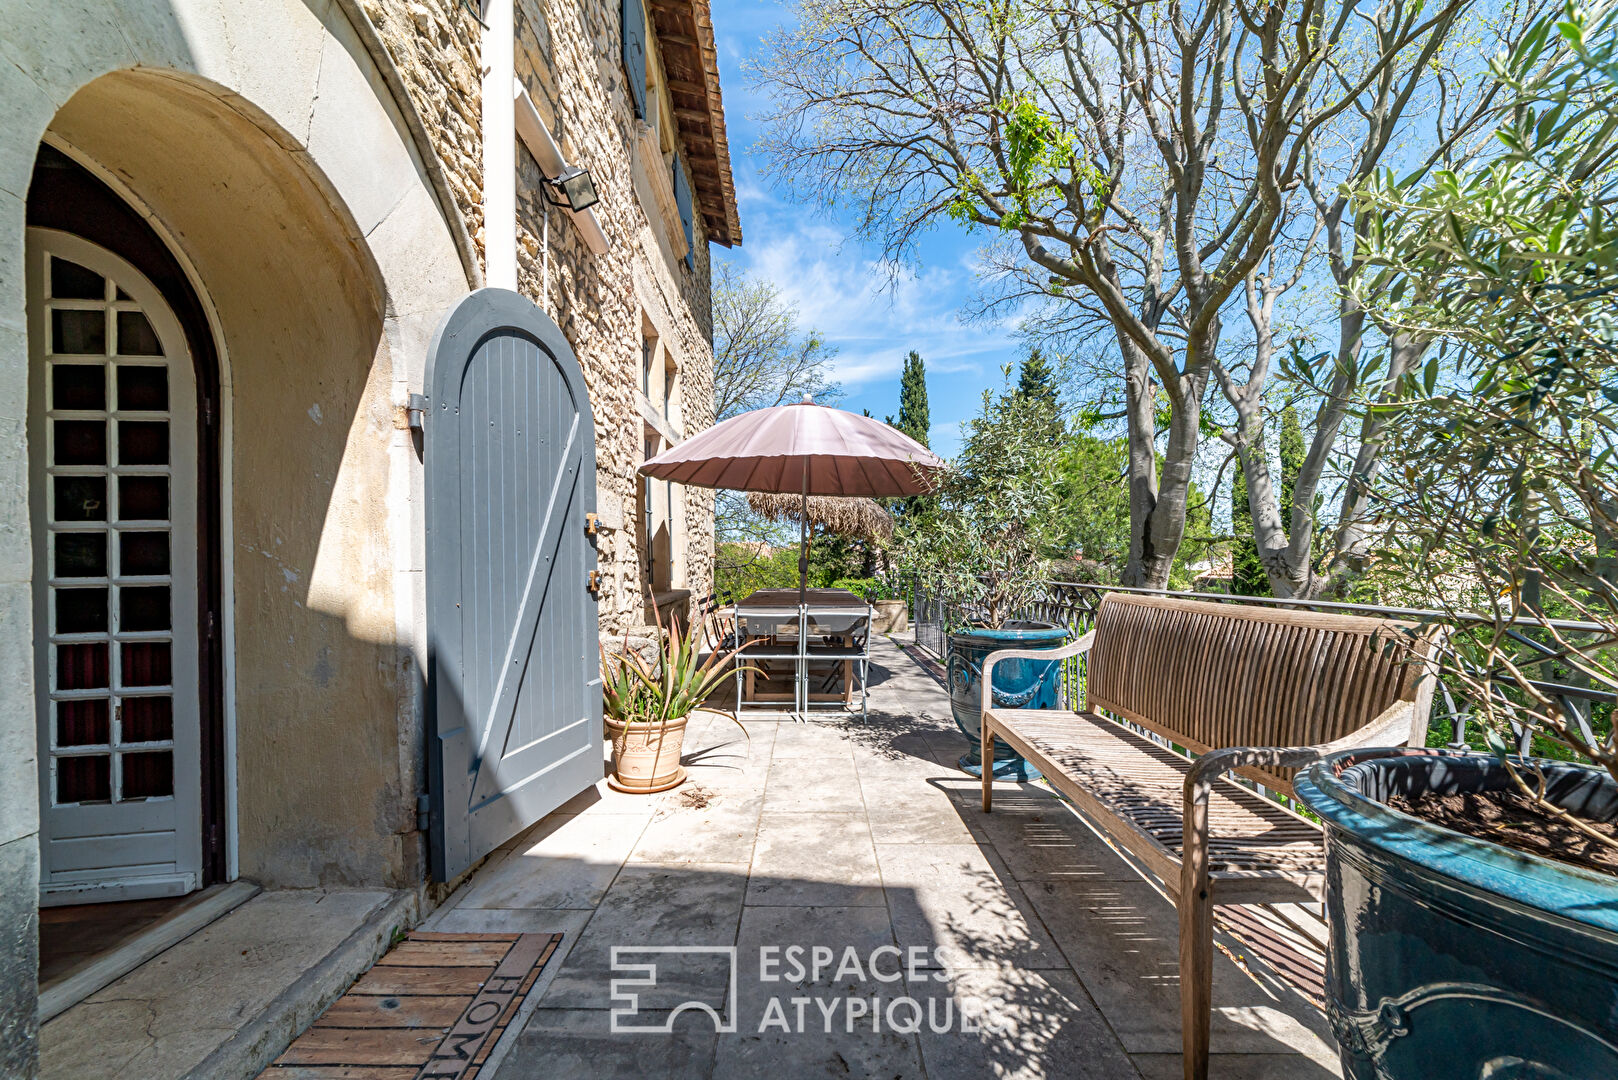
[481,0,519,290]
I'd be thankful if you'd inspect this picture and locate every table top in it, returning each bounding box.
[736,588,870,613]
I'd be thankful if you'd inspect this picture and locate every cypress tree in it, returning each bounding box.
[897,350,930,447]
[1278,404,1305,529]
[1231,456,1266,595]
[1016,347,1059,410]
[1015,348,1063,442]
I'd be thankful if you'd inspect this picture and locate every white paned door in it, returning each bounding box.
[27,229,203,904]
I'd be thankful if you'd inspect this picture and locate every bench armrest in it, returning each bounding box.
[1178,698,1422,905]
[980,631,1094,717]
[1181,695,1421,807]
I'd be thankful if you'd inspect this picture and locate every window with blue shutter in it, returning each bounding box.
[621,0,647,120]
[672,152,695,270]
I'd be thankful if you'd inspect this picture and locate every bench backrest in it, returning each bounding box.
[1085,593,1434,794]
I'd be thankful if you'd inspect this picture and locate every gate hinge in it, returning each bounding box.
[405,393,429,433]
[416,792,431,832]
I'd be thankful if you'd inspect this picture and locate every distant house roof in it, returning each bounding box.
[649,0,741,247]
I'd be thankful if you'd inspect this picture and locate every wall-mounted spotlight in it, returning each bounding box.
[542,166,600,213]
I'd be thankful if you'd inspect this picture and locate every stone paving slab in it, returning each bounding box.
[875,842,1069,971]
[747,813,884,907]
[1021,877,1336,1060]
[453,813,649,911]
[424,636,1339,1079]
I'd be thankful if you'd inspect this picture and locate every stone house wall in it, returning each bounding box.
[362,0,718,634]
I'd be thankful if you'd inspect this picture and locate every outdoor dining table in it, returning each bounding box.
[733,587,871,720]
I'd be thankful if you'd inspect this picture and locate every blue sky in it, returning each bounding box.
[708,0,1021,458]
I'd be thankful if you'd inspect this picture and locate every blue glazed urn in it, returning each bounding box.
[945,621,1069,781]
[1295,748,1618,1080]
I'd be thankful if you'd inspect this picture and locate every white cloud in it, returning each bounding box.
[721,205,1017,389]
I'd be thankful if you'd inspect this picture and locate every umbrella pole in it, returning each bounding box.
[798,469,808,720]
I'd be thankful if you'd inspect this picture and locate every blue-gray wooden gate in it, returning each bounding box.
[424,289,602,882]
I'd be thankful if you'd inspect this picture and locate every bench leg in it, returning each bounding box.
[1179,794,1213,1080]
[980,717,993,812]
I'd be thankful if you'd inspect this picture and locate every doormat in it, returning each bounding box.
[259,931,562,1080]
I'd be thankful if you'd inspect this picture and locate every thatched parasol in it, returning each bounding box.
[747,491,894,541]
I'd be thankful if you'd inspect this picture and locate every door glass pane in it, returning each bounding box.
[116,364,167,409]
[54,419,106,465]
[51,258,105,300]
[54,532,107,577]
[118,476,167,521]
[56,587,108,633]
[121,696,173,742]
[57,699,109,746]
[120,751,173,799]
[56,643,109,689]
[52,364,105,410]
[117,420,168,465]
[120,532,170,576]
[54,476,107,522]
[57,755,111,803]
[115,312,162,357]
[120,586,170,632]
[121,642,172,687]
[51,309,105,355]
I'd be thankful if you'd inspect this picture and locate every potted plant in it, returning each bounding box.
[1292,10,1618,1076]
[599,615,750,793]
[897,374,1070,779]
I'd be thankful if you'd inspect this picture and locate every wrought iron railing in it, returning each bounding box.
[911,578,1615,759]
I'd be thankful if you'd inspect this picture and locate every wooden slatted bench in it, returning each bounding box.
[979,593,1437,1080]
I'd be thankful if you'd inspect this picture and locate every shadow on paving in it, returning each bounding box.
[482,643,1341,1078]
[490,857,1137,1079]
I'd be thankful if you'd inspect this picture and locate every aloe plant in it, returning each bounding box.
[600,615,753,734]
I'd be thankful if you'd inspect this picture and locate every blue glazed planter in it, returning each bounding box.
[1295,748,1618,1080]
[946,622,1069,781]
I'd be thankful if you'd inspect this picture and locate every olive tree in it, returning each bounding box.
[1348,0,1618,829]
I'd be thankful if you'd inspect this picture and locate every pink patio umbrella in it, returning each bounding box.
[640,395,945,601]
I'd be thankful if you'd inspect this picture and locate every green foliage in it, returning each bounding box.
[1278,406,1305,529]
[1351,1,1618,792]
[600,616,750,727]
[714,543,801,598]
[714,536,870,600]
[829,576,907,602]
[1230,461,1267,596]
[1050,430,1131,579]
[1000,94,1073,226]
[1015,348,1063,443]
[897,351,931,448]
[895,372,1067,627]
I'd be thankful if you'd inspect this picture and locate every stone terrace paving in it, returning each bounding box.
[422,635,1341,1078]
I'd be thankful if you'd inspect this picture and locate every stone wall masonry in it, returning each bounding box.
[362,0,486,271]
[366,0,719,635]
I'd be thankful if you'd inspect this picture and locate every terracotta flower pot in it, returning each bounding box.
[605,714,688,793]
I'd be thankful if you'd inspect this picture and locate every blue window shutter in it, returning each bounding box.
[672,152,695,269]
[621,0,647,120]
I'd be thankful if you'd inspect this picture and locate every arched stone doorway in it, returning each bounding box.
[1,2,474,1065]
